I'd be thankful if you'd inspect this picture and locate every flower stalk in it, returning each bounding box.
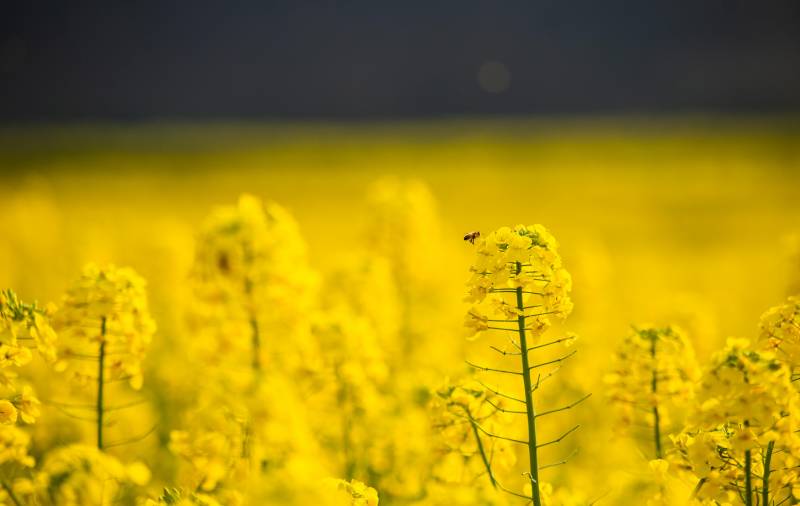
[649,335,662,459]
[96,317,106,450]
[515,263,542,506]
[462,225,580,502]
[744,447,753,506]
[762,440,774,506]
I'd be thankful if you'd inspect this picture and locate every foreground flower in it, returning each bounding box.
[461,225,585,506]
[465,225,573,339]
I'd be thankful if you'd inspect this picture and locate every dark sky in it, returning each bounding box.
[2,1,800,120]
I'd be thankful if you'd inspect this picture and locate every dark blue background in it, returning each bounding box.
[2,1,799,120]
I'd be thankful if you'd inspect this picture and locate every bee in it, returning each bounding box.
[463,231,481,244]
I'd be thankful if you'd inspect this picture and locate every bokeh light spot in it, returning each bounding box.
[477,61,511,94]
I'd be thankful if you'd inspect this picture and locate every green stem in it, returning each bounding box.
[691,478,706,499]
[516,262,541,506]
[1,481,22,506]
[745,448,753,506]
[469,416,497,489]
[250,316,261,371]
[97,316,107,450]
[649,337,662,459]
[763,440,775,506]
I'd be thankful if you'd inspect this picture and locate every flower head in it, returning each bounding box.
[465,225,573,339]
[606,325,700,434]
[759,295,800,368]
[54,264,155,390]
[0,289,57,363]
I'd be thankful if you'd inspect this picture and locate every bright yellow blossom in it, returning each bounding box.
[465,225,573,339]
[0,400,18,424]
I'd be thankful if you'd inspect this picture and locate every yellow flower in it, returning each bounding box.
[322,478,380,506]
[54,264,155,390]
[759,295,800,370]
[606,325,700,449]
[13,386,41,424]
[0,400,18,424]
[465,224,573,339]
[0,289,57,363]
[189,194,317,370]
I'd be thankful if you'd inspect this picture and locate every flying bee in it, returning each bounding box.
[463,231,481,244]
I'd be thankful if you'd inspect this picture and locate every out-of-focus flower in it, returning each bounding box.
[34,444,145,505]
[54,264,156,390]
[605,325,700,456]
[320,478,379,506]
[759,295,800,371]
[189,194,317,372]
[0,289,57,363]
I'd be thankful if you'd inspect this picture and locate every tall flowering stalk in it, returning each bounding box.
[175,195,323,503]
[54,264,156,450]
[606,326,700,460]
[464,225,584,505]
[190,194,316,373]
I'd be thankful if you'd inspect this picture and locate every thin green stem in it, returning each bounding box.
[469,418,497,489]
[763,440,775,506]
[650,336,662,459]
[250,316,261,371]
[1,481,22,506]
[97,316,107,450]
[516,262,542,506]
[691,477,706,499]
[745,448,753,506]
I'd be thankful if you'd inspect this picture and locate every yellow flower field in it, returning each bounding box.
[0,120,799,505]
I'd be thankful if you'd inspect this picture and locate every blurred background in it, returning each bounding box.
[2,1,800,119]
[1,2,800,504]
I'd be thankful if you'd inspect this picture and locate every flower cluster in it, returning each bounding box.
[143,488,223,506]
[27,444,149,506]
[0,289,57,367]
[605,325,700,455]
[320,478,380,506]
[465,225,573,339]
[459,224,584,506]
[759,295,800,371]
[54,264,156,390]
[430,378,516,487]
[0,290,54,472]
[189,194,316,371]
[672,338,800,504]
[168,397,248,499]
